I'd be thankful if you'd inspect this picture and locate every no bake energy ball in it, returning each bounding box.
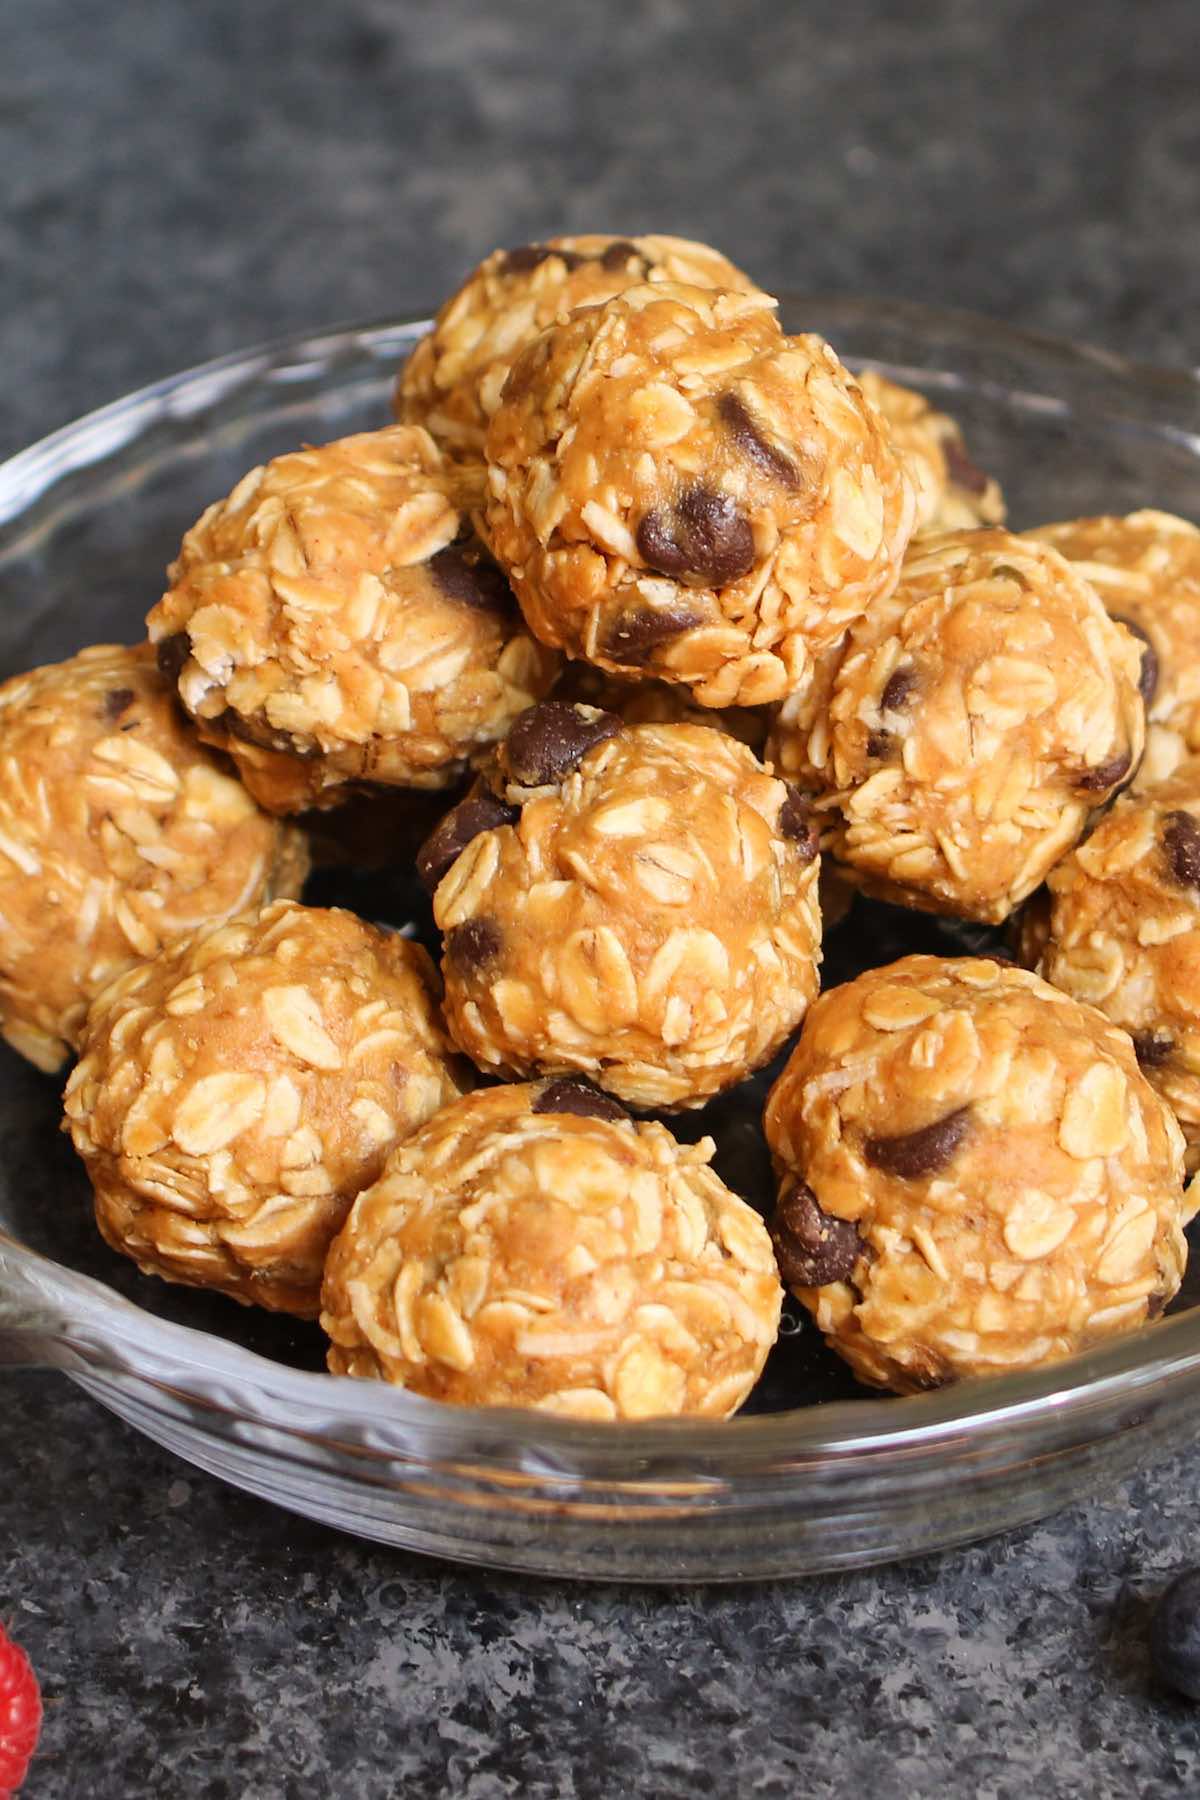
[147,424,558,814]
[321,1080,783,1418]
[421,703,822,1109]
[0,644,308,1073]
[1024,511,1200,788]
[764,956,1190,1393]
[1031,759,1200,1169]
[782,528,1145,923]
[398,233,763,463]
[64,901,468,1316]
[483,282,916,709]
[856,370,1005,534]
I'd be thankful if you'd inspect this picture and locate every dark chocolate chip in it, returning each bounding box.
[866,730,892,759]
[605,604,704,663]
[1134,1031,1174,1069]
[531,1078,629,1122]
[636,510,696,582]
[416,787,518,893]
[501,243,586,275]
[1075,751,1133,793]
[220,709,317,758]
[1164,811,1200,890]
[770,1182,864,1288]
[155,632,191,686]
[599,239,648,272]
[1112,612,1159,708]
[907,1366,954,1392]
[943,435,989,495]
[102,687,135,720]
[505,701,622,787]
[636,484,756,588]
[864,1105,972,1179]
[1146,1291,1167,1321]
[429,547,514,613]
[717,391,801,489]
[445,916,502,971]
[880,665,917,713]
[778,784,819,861]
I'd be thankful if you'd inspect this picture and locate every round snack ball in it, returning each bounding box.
[1031,758,1200,1170]
[0,644,309,1073]
[483,282,916,710]
[321,1080,783,1418]
[1024,511,1200,789]
[857,371,1006,533]
[780,528,1145,923]
[397,233,764,463]
[64,900,469,1316]
[147,424,558,814]
[764,955,1189,1394]
[422,703,822,1109]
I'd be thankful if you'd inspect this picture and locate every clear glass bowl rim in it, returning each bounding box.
[3,296,1200,1494]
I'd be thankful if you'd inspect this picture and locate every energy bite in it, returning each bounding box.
[147,424,557,814]
[1024,511,1200,788]
[321,1080,782,1418]
[1030,759,1200,1169]
[398,233,763,463]
[764,955,1189,1393]
[420,702,822,1109]
[782,528,1145,923]
[483,282,916,709]
[64,901,468,1316]
[0,644,308,1073]
[857,371,1006,533]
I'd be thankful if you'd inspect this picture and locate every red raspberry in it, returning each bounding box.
[0,1623,41,1796]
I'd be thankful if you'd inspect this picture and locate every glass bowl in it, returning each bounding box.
[3,299,1200,1584]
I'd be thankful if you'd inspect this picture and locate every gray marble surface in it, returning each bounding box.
[4,0,1200,1793]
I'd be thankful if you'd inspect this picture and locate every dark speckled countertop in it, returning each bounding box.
[4,2,1200,1793]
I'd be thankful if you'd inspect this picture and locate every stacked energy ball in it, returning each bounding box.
[5,232,1198,1420]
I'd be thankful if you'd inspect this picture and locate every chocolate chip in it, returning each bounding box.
[717,392,801,489]
[416,787,518,893]
[880,666,916,713]
[429,547,514,613]
[220,709,316,758]
[770,1182,864,1288]
[1112,613,1159,708]
[866,730,892,759]
[943,435,989,495]
[604,604,704,663]
[102,687,135,720]
[1134,1031,1174,1069]
[599,239,648,272]
[505,701,622,787]
[501,243,586,275]
[1146,1291,1167,1321]
[155,632,191,686]
[636,484,756,588]
[445,916,502,971]
[778,785,818,861]
[1164,811,1200,889]
[531,1078,629,1122]
[863,1105,972,1179]
[1075,751,1132,793]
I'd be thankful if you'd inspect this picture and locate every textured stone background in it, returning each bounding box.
[4,0,1200,1793]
